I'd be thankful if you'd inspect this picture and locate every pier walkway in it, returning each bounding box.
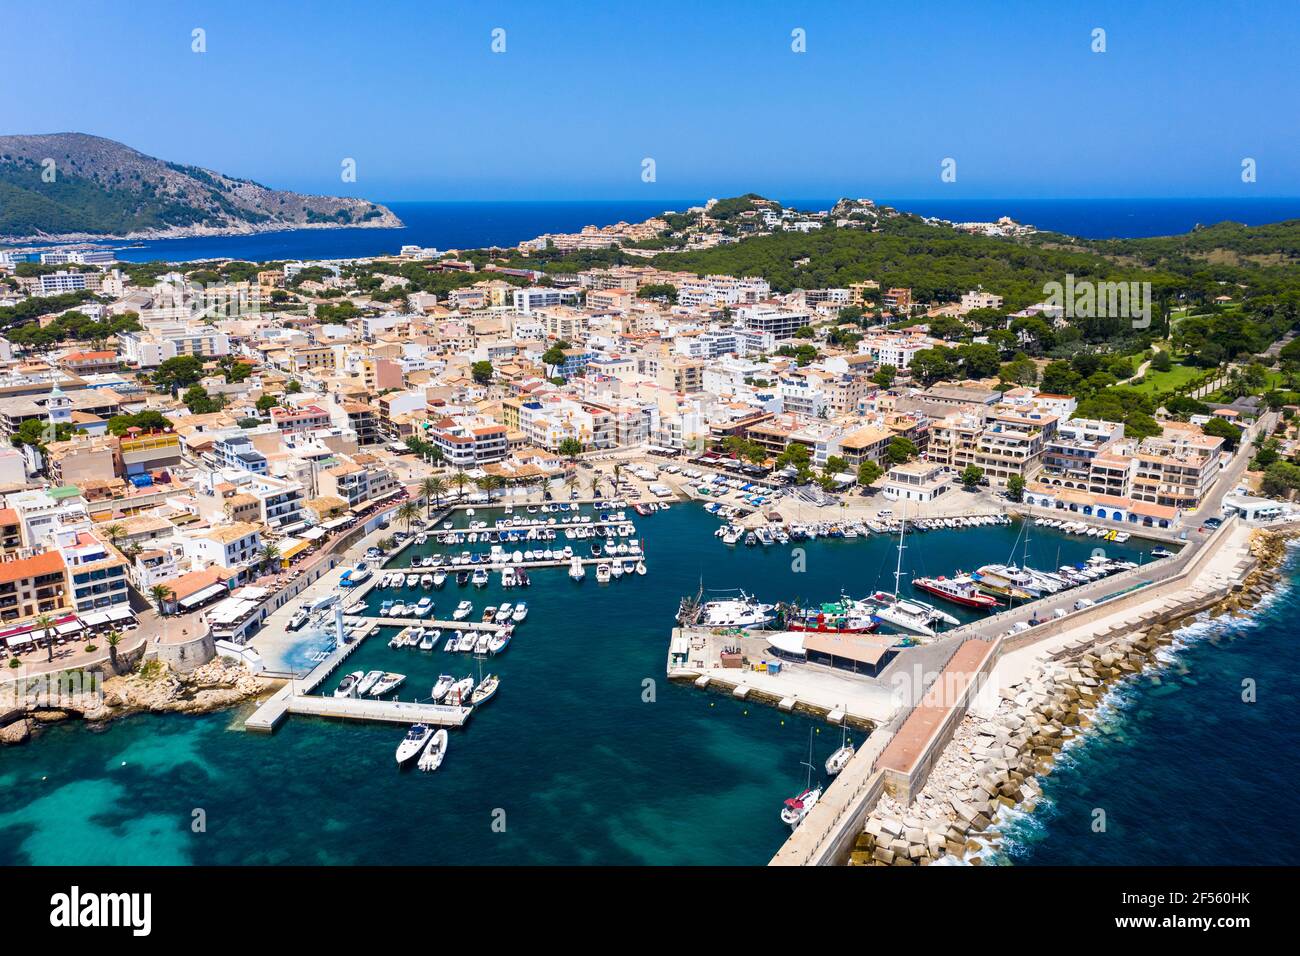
[287,695,471,727]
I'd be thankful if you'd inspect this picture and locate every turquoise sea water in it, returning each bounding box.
[0,506,1181,865]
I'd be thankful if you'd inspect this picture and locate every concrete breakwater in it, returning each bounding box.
[846,525,1295,866]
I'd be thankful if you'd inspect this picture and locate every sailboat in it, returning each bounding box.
[780,728,823,829]
[866,518,958,636]
[825,720,854,776]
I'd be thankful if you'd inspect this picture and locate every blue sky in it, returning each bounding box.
[3,0,1297,201]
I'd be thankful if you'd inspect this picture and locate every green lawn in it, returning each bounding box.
[1128,359,1205,395]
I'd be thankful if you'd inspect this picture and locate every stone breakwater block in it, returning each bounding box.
[865,817,883,838]
[873,846,896,865]
[879,817,903,837]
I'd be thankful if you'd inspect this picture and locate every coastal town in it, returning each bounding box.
[2,193,1298,868]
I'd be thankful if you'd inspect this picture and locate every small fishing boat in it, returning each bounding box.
[396,723,434,766]
[334,670,364,698]
[417,729,449,772]
[470,674,500,706]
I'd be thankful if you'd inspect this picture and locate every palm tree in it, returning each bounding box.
[123,542,143,562]
[482,475,504,501]
[421,476,446,517]
[452,471,469,500]
[396,500,421,534]
[149,584,174,616]
[564,473,580,501]
[612,462,624,496]
[35,613,54,663]
[103,523,125,549]
[106,629,122,673]
[257,543,281,573]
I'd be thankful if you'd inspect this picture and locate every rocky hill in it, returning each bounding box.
[0,132,402,240]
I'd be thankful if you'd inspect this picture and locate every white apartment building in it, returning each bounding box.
[119,325,231,367]
[960,290,1004,312]
[512,287,580,313]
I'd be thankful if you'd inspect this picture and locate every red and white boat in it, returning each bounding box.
[912,574,1000,609]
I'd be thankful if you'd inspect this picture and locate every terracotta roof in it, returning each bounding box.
[0,551,66,585]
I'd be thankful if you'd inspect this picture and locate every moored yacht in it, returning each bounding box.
[334,670,364,698]
[912,574,1000,609]
[396,723,434,766]
[417,729,449,772]
[452,600,473,621]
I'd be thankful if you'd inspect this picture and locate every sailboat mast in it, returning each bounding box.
[893,516,907,597]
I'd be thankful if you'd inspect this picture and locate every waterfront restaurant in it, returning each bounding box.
[768,630,900,676]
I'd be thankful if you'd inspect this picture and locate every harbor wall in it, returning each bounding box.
[768,516,1249,865]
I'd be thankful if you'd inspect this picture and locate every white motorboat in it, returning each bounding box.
[494,603,513,624]
[420,573,434,589]
[456,631,478,652]
[488,630,511,654]
[501,567,516,588]
[432,570,447,588]
[287,607,309,631]
[431,674,455,701]
[569,556,586,581]
[474,632,492,654]
[452,600,473,621]
[334,670,364,698]
[405,574,419,588]
[595,563,612,583]
[413,597,434,618]
[693,592,776,629]
[390,602,408,617]
[471,568,489,588]
[446,676,474,705]
[419,629,438,651]
[368,672,406,697]
[396,723,434,766]
[355,670,384,696]
[635,560,647,576]
[417,729,449,772]
[511,601,528,623]
[610,561,625,579]
[348,564,372,585]
[470,674,500,705]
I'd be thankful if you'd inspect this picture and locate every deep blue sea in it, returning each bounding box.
[0,504,1187,866]
[11,197,1300,263]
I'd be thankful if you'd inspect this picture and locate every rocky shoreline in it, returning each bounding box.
[0,658,282,746]
[849,526,1294,866]
[1,214,404,247]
